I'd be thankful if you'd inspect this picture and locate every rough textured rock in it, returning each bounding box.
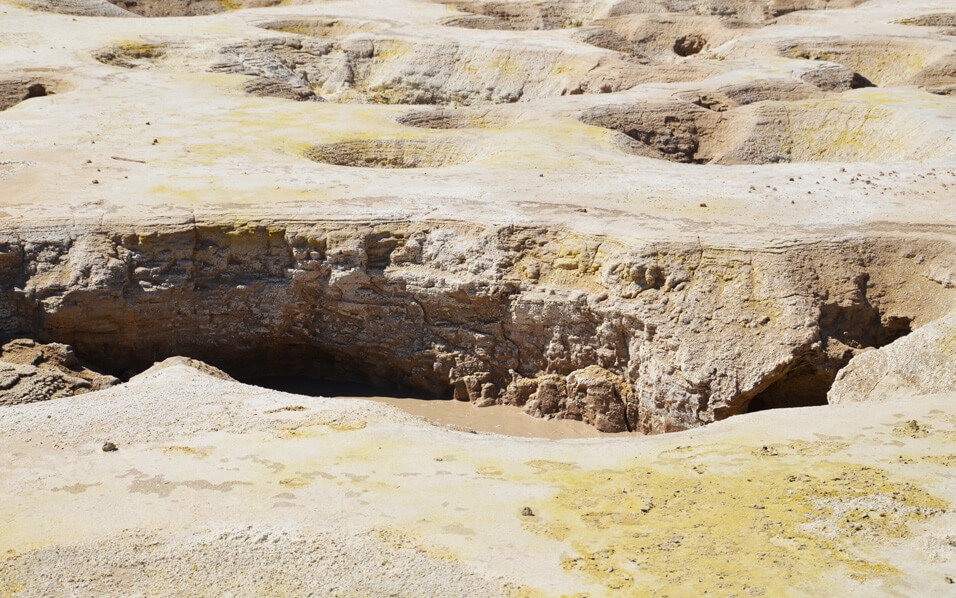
[828,311,956,404]
[0,339,119,405]
[582,93,956,164]
[18,0,137,17]
[210,36,709,105]
[1,224,951,432]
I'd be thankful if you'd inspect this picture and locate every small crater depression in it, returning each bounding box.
[589,14,736,61]
[396,108,508,129]
[255,18,387,38]
[569,26,648,60]
[673,34,706,57]
[302,138,478,169]
[721,36,951,88]
[581,94,956,164]
[211,36,672,105]
[93,41,166,68]
[0,79,56,111]
[103,0,277,18]
[440,0,592,31]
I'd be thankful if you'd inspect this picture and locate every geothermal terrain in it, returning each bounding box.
[1,0,955,595]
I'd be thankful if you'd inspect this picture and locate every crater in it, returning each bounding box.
[580,94,956,164]
[254,18,388,38]
[93,41,166,68]
[590,14,739,61]
[720,36,953,88]
[302,138,478,169]
[569,26,648,60]
[396,108,509,129]
[102,0,280,18]
[440,0,593,31]
[1,226,948,435]
[0,79,55,111]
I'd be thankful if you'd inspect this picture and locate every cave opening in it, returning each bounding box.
[24,84,48,99]
[745,313,913,413]
[241,375,447,403]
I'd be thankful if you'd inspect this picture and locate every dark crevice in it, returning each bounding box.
[241,375,446,401]
[25,84,49,99]
[745,310,913,413]
[745,360,833,412]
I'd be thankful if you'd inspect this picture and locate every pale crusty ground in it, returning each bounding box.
[1,364,954,597]
[0,0,954,247]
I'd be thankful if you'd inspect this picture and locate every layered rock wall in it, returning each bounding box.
[1,222,953,432]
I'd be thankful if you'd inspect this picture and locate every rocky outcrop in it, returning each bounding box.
[210,36,714,106]
[0,339,119,406]
[828,311,956,404]
[0,223,951,432]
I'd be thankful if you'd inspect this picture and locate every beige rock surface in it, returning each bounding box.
[829,310,956,403]
[1,362,955,596]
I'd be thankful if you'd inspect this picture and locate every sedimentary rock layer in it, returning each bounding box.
[2,223,952,432]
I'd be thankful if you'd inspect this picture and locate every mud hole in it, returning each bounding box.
[246,377,611,438]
